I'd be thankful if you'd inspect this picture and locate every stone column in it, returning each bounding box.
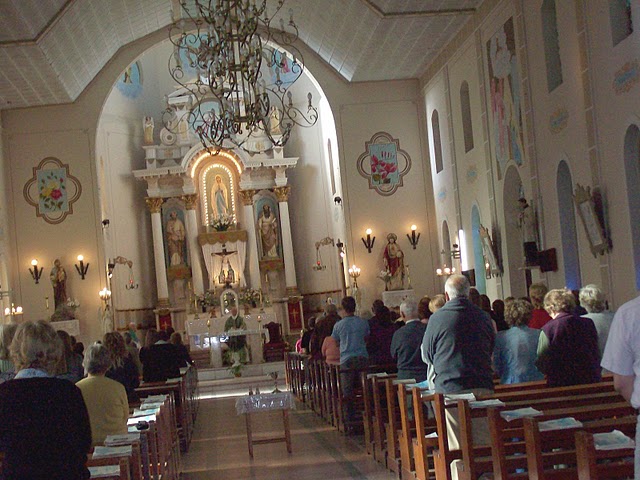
[239,189,261,290]
[145,197,170,306]
[274,186,298,296]
[182,194,204,295]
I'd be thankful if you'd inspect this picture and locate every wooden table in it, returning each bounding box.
[235,392,295,458]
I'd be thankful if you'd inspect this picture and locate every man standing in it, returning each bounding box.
[600,295,640,478]
[421,275,495,479]
[331,296,369,433]
[391,300,427,382]
[224,307,248,364]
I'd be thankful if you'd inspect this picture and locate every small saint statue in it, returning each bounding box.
[517,198,538,266]
[50,259,67,310]
[143,116,154,145]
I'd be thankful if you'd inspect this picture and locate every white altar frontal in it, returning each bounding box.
[382,289,416,309]
[133,85,304,338]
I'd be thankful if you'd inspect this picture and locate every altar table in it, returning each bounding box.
[235,392,295,458]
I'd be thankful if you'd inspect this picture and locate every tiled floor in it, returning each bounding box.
[181,388,396,479]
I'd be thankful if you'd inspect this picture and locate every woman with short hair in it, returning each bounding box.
[77,343,129,446]
[579,284,615,358]
[0,320,92,479]
[536,288,601,387]
[493,299,544,384]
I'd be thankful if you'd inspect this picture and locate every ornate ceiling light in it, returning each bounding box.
[167,0,318,155]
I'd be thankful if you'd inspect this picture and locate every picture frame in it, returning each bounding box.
[573,183,609,257]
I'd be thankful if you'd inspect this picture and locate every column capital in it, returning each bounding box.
[182,194,199,210]
[239,189,257,206]
[145,197,164,213]
[274,186,291,202]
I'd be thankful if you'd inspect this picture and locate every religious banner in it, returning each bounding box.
[23,157,82,225]
[287,300,303,331]
[357,131,411,196]
[486,17,525,179]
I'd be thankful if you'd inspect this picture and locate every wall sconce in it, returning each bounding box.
[361,228,375,253]
[4,304,23,317]
[407,224,420,249]
[348,264,361,288]
[125,265,138,290]
[107,260,115,279]
[436,265,456,277]
[75,255,89,280]
[29,259,43,284]
[99,288,112,304]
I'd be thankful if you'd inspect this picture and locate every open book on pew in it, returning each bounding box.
[166,377,181,384]
[444,393,476,405]
[139,402,164,411]
[500,407,543,422]
[366,372,390,379]
[132,407,160,417]
[104,433,140,446]
[538,417,583,431]
[127,413,156,425]
[469,399,505,409]
[92,445,133,459]
[88,465,121,478]
[141,394,168,403]
[592,430,636,450]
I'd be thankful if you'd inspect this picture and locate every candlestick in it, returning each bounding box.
[45,296,49,310]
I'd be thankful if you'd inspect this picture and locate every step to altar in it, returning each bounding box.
[197,361,286,399]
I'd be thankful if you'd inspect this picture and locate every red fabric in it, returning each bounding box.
[529,308,552,329]
[287,302,302,330]
[158,312,172,331]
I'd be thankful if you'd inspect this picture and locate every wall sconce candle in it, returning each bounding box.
[407,224,420,249]
[436,265,456,277]
[99,288,112,303]
[75,255,89,280]
[348,264,361,288]
[361,228,375,253]
[29,259,43,284]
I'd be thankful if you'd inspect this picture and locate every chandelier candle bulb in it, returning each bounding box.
[362,228,375,253]
[407,225,420,249]
[29,259,43,284]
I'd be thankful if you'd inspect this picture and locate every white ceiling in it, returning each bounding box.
[0,0,481,110]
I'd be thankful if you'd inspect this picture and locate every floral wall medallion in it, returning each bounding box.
[437,188,447,202]
[549,108,569,134]
[613,60,639,95]
[466,165,478,184]
[357,132,411,196]
[23,157,82,224]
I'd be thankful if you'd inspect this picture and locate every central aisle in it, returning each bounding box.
[182,394,395,479]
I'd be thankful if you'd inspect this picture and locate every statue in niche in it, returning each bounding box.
[517,198,538,266]
[166,211,186,266]
[211,174,229,219]
[383,233,405,291]
[49,259,67,309]
[143,116,154,145]
[258,204,279,258]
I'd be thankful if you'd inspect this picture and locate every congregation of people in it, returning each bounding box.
[0,321,193,479]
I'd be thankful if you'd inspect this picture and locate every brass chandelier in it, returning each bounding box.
[167,0,318,154]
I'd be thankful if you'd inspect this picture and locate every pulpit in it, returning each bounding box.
[263,322,287,362]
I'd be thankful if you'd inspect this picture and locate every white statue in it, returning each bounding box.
[143,116,154,145]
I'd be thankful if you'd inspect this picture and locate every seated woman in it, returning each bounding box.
[0,320,92,479]
[77,343,129,446]
[170,332,194,367]
[139,328,181,382]
[493,299,544,384]
[0,323,17,383]
[103,332,140,403]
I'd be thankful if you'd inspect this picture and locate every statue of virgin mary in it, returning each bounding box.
[211,174,229,219]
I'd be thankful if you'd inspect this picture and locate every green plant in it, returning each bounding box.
[229,362,244,377]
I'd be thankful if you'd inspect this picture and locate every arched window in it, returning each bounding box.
[556,160,581,289]
[610,0,633,46]
[431,110,444,174]
[460,81,474,153]
[624,125,640,288]
[541,0,563,92]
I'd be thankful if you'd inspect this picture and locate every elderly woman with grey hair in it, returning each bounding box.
[536,288,601,387]
[76,343,129,446]
[579,284,615,358]
[0,320,91,479]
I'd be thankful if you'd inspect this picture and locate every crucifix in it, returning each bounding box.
[289,308,299,325]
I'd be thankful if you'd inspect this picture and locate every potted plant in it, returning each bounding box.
[229,361,244,378]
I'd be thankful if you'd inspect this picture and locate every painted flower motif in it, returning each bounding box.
[50,189,62,200]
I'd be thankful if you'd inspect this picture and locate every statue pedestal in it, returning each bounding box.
[51,319,80,337]
[382,289,416,309]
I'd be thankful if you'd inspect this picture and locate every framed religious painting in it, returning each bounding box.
[356,132,411,196]
[573,183,609,257]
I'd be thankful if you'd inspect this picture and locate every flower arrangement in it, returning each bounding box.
[66,298,80,309]
[211,213,235,231]
[229,361,244,377]
[197,291,220,308]
[239,288,261,306]
[50,298,80,322]
[377,269,392,282]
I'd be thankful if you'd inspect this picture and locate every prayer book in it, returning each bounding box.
[104,433,140,446]
[92,445,133,459]
[444,392,476,405]
[127,414,156,425]
[538,417,583,431]
[88,465,121,478]
[470,399,505,409]
[500,407,543,422]
[593,430,636,450]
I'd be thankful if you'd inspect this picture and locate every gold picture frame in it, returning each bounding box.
[573,184,609,257]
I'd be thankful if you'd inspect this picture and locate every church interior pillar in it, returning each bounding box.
[240,189,261,290]
[146,197,170,306]
[183,194,204,295]
[274,187,298,296]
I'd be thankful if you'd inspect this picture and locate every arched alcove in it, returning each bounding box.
[542,0,563,92]
[431,110,444,173]
[556,160,581,289]
[502,166,527,297]
[460,81,474,153]
[624,124,640,289]
[471,205,486,294]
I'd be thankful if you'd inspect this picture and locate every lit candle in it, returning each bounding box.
[45,296,49,310]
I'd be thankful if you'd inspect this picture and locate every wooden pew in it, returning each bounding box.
[385,377,417,476]
[575,430,635,480]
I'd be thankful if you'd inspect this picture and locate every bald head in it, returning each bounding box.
[445,274,470,300]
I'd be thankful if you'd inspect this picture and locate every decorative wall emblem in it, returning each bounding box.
[357,131,411,196]
[486,17,525,180]
[23,157,82,224]
[437,188,447,202]
[466,165,478,184]
[116,61,142,98]
[549,108,569,134]
[613,60,640,95]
